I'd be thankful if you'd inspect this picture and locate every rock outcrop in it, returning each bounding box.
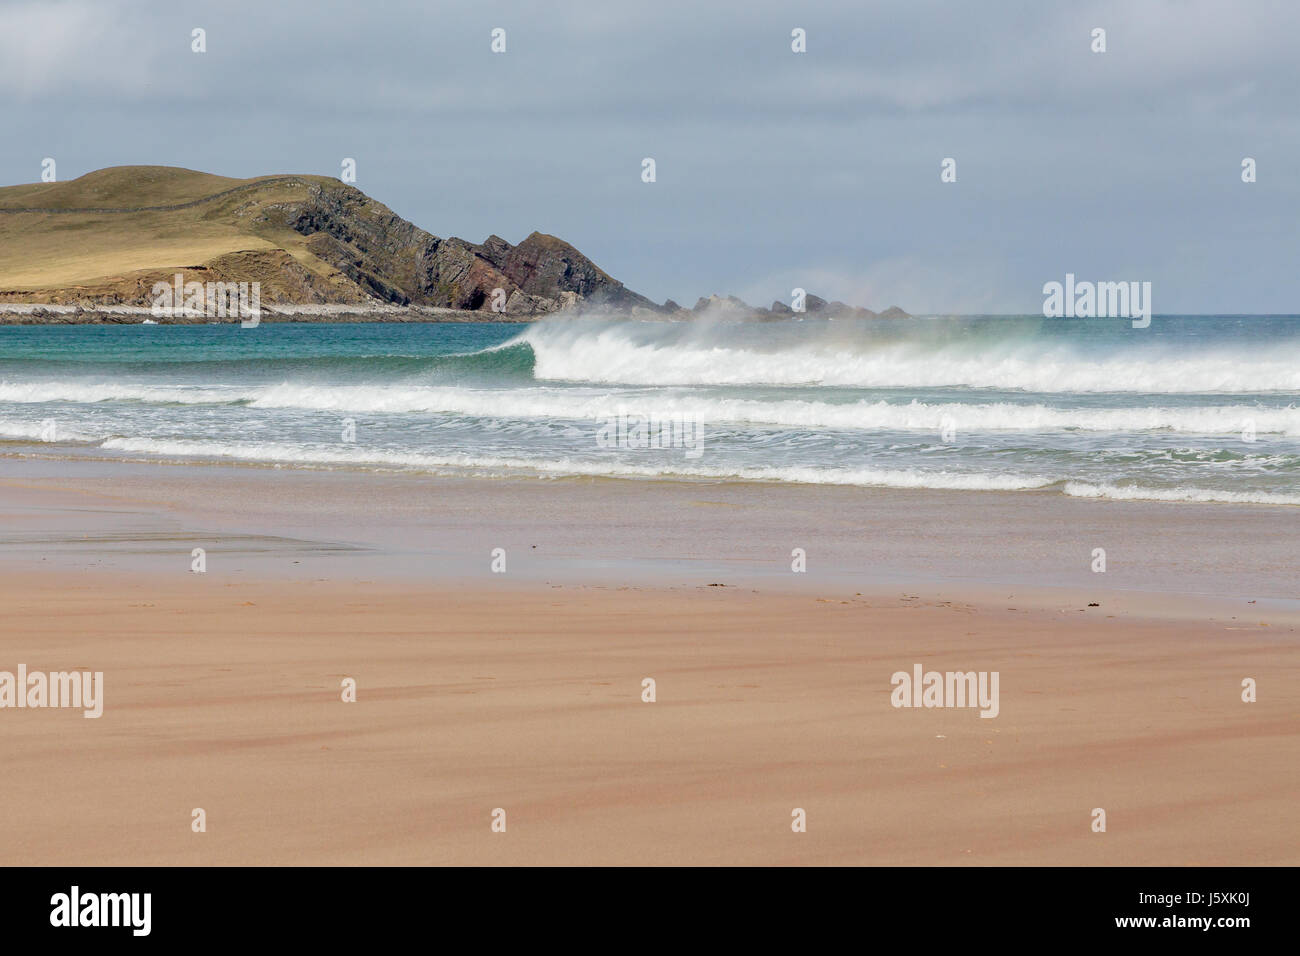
[253,181,656,314]
[672,292,910,320]
[475,232,657,312]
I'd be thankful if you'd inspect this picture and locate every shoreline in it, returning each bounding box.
[3,454,1297,605]
[0,304,529,325]
[4,307,1295,325]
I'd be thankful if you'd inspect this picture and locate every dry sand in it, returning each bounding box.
[0,463,1296,865]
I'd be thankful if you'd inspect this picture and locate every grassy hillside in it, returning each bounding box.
[0,166,248,211]
[0,166,370,301]
[0,165,655,314]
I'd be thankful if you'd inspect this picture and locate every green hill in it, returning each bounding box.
[0,165,656,314]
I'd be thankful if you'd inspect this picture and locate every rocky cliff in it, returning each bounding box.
[0,166,907,320]
[0,166,658,316]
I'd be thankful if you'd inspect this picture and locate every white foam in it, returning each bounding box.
[519,321,1300,393]
[1063,482,1300,505]
[0,419,100,442]
[7,376,1298,436]
[0,381,240,405]
[246,385,1300,435]
[97,436,1050,490]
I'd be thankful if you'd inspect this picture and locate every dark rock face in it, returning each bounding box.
[260,181,658,315]
[762,292,909,319]
[691,294,754,315]
[476,232,658,311]
[656,290,910,320]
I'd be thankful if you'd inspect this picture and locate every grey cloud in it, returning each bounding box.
[2,0,1297,311]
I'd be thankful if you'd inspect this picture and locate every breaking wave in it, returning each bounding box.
[517,316,1300,392]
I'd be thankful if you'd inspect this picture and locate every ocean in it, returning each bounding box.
[2,314,1299,505]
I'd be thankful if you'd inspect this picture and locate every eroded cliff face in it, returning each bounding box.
[257,180,656,314]
[475,232,658,311]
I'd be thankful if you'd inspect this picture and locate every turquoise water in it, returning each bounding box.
[2,315,1299,504]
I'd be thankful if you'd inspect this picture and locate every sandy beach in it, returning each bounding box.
[1,458,1296,866]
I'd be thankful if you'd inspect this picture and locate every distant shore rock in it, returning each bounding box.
[671,291,910,321]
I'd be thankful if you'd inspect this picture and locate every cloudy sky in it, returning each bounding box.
[2,0,1297,313]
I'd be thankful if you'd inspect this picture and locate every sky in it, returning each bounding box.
[2,0,1297,313]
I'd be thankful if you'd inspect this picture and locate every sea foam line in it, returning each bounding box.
[5,381,1299,436]
[1062,482,1300,505]
[98,436,1049,490]
[89,437,1300,502]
